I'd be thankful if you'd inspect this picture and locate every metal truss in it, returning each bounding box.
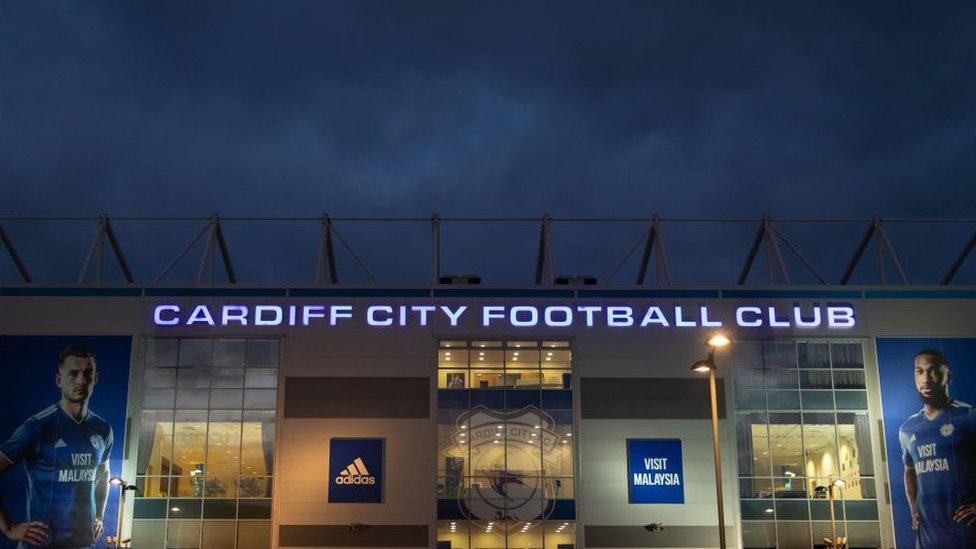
[1,215,975,286]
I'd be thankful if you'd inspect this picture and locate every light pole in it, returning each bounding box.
[825,477,848,549]
[691,333,732,549]
[108,477,137,548]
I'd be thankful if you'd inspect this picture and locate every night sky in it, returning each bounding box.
[1,2,974,285]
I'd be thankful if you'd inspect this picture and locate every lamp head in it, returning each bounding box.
[706,334,732,348]
[109,477,124,486]
[831,477,847,489]
[691,360,715,373]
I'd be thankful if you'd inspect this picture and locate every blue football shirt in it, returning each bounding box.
[899,400,976,548]
[0,403,113,548]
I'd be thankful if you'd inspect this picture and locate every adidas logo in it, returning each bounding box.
[335,457,376,485]
[54,439,67,448]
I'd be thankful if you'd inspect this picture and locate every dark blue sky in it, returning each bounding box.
[1,2,974,284]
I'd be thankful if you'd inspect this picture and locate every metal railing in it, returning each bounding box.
[0,215,974,286]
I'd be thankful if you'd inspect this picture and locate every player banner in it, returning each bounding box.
[877,338,976,548]
[0,336,132,549]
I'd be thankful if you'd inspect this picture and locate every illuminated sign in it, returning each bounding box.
[152,303,856,329]
[627,439,684,504]
[329,438,384,503]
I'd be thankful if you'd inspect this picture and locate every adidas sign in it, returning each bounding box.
[335,457,376,485]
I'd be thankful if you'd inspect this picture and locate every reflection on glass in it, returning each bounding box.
[436,339,574,546]
[141,338,278,549]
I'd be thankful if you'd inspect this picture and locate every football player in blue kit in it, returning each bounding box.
[900,348,976,548]
[0,346,112,547]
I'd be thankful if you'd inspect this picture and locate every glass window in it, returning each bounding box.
[139,410,174,476]
[139,338,278,548]
[147,339,179,367]
[236,521,271,549]
[437,339,574,548]
[741,520,776,548]
[214,340,246,367]
[245,340,278,368]
[830,343,864,368]
[132,520,167,545]
[732,340,878,549]
[179,340,213,367]
[797,342,830,368]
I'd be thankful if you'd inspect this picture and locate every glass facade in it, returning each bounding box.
[133,338,278,549]
[436,340,576,549]
[733,340,881,549]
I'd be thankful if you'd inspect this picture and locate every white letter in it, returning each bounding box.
[221,305,248,326]
[153,305,179,326]
[640,306,669,327]
[700,306,722,327]
[186,305,216,326]
[255,306,283,326]
[577,306,602,327]
[674,306,697,327]
[827,306,856,328]
[768,307,790,327]
[793,306,821,328]
[330,305,353,325]
[483,306,505,326]
[736,306,763,327]
[367,306,393,326]
[411,305,436,326]
[607,306,634,327]
[441,305,468,326]
[510,306,539,327]
[544,306,573,327]
[302,305,325,326]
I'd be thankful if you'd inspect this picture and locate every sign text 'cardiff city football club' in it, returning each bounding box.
[152,302,856,329]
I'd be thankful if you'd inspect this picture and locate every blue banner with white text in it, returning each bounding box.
[627,438,684,504]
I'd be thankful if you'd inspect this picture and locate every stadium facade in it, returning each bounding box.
[1,285,974,549]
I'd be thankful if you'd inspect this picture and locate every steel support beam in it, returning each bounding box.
[534,215,554,285]
[941,229,976,285]
[738,217,789,284]
[330,222,378,284]
[432,214,440,284]
[0,222,32,282]
[315,215,339,284]
[839,217,907,285]
[78,215,135,283]
[635,216,671,285]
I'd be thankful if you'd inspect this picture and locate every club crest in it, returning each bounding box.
[444,406,568,525]
[941,423,954,437]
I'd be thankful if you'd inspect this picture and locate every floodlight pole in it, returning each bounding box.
[705,349,727,549]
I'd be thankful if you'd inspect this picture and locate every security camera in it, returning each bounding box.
[644,523,664,532]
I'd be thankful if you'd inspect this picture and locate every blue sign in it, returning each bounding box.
[329,438,384,503]
[627,438,684,504]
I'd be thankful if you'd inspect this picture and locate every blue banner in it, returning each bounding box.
[627,438,684,504]
[0,336,132,549]
[329,438,384,503]
[877,338,976,548]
